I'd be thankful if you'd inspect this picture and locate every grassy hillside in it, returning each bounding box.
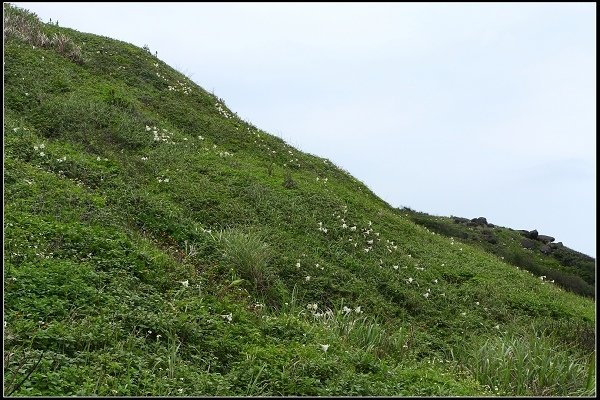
[402,209,595,298]
[3,4,596,396]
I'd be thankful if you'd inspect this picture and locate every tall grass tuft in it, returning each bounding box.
[303,302,410,361]
[216,229,275,296]
[455,331,596,396]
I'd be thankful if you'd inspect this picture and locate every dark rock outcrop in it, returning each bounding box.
[537,235,555,244]
[469,217,488,226]
[527,230,539,240]
[540,244,552,254]
[453,217,469,224]
[481,230,498,244]
[521,237,536,249]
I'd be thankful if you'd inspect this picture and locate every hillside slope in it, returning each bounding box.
[3,4,596,396]
[402,210,595,298]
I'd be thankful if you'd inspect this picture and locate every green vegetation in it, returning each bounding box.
[402,209,595,298]
[454,325,596,396]
[3,4,596,396]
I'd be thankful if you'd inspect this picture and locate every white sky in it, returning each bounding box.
[12,2,596,257]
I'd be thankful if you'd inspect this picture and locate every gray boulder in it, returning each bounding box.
[521,237,536,249]
[540,245,552,254]
[469,217,488,227]
[537,235,555,244]
[527,230,539,240]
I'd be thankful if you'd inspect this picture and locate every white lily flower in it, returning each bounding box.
[221,313,232,323]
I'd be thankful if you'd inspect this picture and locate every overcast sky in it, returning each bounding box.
[13,2,596,257]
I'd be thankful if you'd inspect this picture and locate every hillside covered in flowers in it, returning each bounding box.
[3,4,595,396]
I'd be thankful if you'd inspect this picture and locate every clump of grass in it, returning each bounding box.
[3,4,83,64]
[282,171,297,189]
[301,302,411,361]
[455,331,596,396]
[216,229,275,296]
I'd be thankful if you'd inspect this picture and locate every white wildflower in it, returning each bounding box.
[305,275,311,281]
[342,306,352,315]
[354,306,362,314]
[221,313,233,323]
[180,280,189,287]
[320,344,330,352]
